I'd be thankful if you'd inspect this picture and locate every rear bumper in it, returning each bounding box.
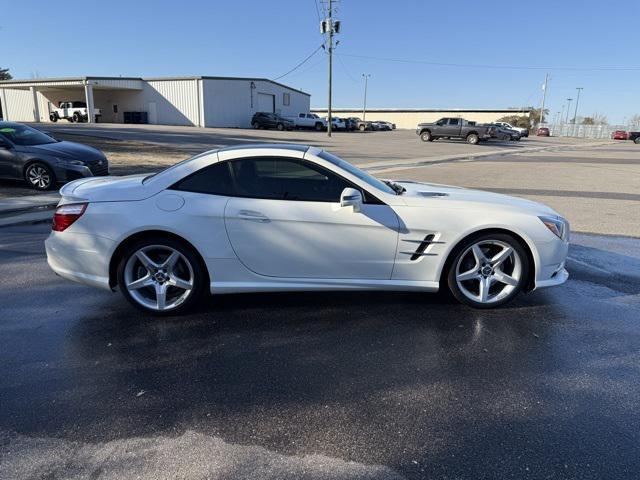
[45,230,115,291]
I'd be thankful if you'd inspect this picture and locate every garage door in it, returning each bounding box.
[257,93,275,113]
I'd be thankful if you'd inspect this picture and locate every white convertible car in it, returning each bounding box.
[45,144,569,315]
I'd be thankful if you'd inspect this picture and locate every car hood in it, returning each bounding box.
[26,141,105,161]
[59,174,152,203]
[394,180,558,216]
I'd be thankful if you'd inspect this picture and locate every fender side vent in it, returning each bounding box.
[411,234,436,261]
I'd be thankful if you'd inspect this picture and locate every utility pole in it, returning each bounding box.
[565,98,573,124]
[540,73,549,125]
[573,87,583,123]
[320,0,340,137]
[362,74,370,121]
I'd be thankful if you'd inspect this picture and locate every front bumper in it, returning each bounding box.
[534,237,570,290]
[45,230,115,291]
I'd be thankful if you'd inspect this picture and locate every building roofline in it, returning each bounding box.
[0,75,311,96]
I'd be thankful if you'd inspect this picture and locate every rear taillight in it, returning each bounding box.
[52,203,87,232]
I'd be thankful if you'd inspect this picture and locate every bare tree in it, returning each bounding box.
[590,113,608,125]
[628,114,640,127]
[0,67,11,80]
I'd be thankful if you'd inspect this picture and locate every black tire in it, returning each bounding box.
[276,123,284,131]
[315,122,324,131]
[49,113,58,122]
[634,137,640,144]
[73,112,82,123]
[117,236,207,316]
[359,124,366,132]
[24,162,56,191]
[467,133,480,145]
[252,122,260,129]
[68,116,75,123]
[420,131,433,142]
[446,232,529,309]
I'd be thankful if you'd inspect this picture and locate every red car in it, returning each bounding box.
[612,130,629,140]
[537,127,550,136]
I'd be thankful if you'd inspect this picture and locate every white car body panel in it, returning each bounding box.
[46,144,569,300]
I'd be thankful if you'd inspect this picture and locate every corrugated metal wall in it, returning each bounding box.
[143,80,199,126]
[1,89,36,121]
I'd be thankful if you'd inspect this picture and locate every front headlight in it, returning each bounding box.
[539,215,569,241]
[57,157,86,166]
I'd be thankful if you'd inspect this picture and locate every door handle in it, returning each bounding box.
[237,210,270,223]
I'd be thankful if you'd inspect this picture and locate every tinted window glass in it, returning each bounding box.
[0,124,58,146]
[171,161,234,196]
[449,118,459,125]
[230,157,350,202]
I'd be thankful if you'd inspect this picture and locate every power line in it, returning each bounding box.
[335,54,358,83]
[339,52,640,71]
[313,0,322,22]
[272,44,324,81]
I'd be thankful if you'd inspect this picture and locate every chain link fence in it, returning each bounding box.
[539,123,640,139]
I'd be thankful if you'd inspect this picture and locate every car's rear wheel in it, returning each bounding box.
[420,131,432,142]
[315,122,324,131]
[467,133,480,145]
[49,113,58,122]
[634,137,640,144]
[276,123,284,131]
[252,122,260,129]
[25,162,55,190]
[73,112,83,123]
[117,238,206,315]
[446,233,529,308]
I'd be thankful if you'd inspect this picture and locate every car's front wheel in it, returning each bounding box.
[420,131,432,142]
[117,237,206,315]
[446,233,529,308]
[635,137,640,144]
[276,123,285,131]
[25,162,55,190]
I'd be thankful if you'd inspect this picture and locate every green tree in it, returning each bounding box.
[498,107,548,129]
[582,117,595,125]
[0,67,11,80]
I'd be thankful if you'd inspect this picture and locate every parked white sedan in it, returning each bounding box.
[46,144,569,315]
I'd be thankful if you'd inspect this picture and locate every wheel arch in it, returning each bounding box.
[108,229,210,289]
[438,227,537,293]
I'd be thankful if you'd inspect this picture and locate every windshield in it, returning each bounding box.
[0,124,58,146]
[317,150,397,195]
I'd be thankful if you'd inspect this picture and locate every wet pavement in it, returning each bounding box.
[1,224,639,479]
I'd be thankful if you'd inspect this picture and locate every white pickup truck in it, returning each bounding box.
[284,113,327,131]
[49,101,101,123]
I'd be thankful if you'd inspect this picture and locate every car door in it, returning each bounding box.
[224,156,400,279]
[0,134,18,179]
[442,118,461,137]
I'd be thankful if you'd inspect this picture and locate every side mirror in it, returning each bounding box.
[340,187,362,212]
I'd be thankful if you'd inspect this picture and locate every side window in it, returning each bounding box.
[171,161,235,196]
[229,157,352,202]
[299,113,305,118]
[283,92,291,106]
[449,118,459,125]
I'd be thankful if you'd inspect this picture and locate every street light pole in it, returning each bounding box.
[573,87,583,123]
[565,98,573,124]
[362,74,370,121]
[327,0,333,137]
[539,73,549,124]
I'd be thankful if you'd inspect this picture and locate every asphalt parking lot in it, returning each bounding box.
[1,125,639,479]
[1,225,639,479]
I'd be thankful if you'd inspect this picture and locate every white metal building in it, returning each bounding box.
[0,76,310,128]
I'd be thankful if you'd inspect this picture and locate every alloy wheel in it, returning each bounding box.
[27,165,52,189]
[124,245,195,312]
[455,240,522,304]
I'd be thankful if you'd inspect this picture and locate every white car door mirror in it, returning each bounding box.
[340,187,363,212]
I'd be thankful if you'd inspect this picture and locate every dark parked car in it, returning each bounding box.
[629,132,640,144]
[416,117,494,144]
[343,118,357,131]
[484,123,521,141]
[251,112,294,131]
[0,122,109,190]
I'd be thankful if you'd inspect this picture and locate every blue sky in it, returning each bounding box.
[3,0,639,123]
